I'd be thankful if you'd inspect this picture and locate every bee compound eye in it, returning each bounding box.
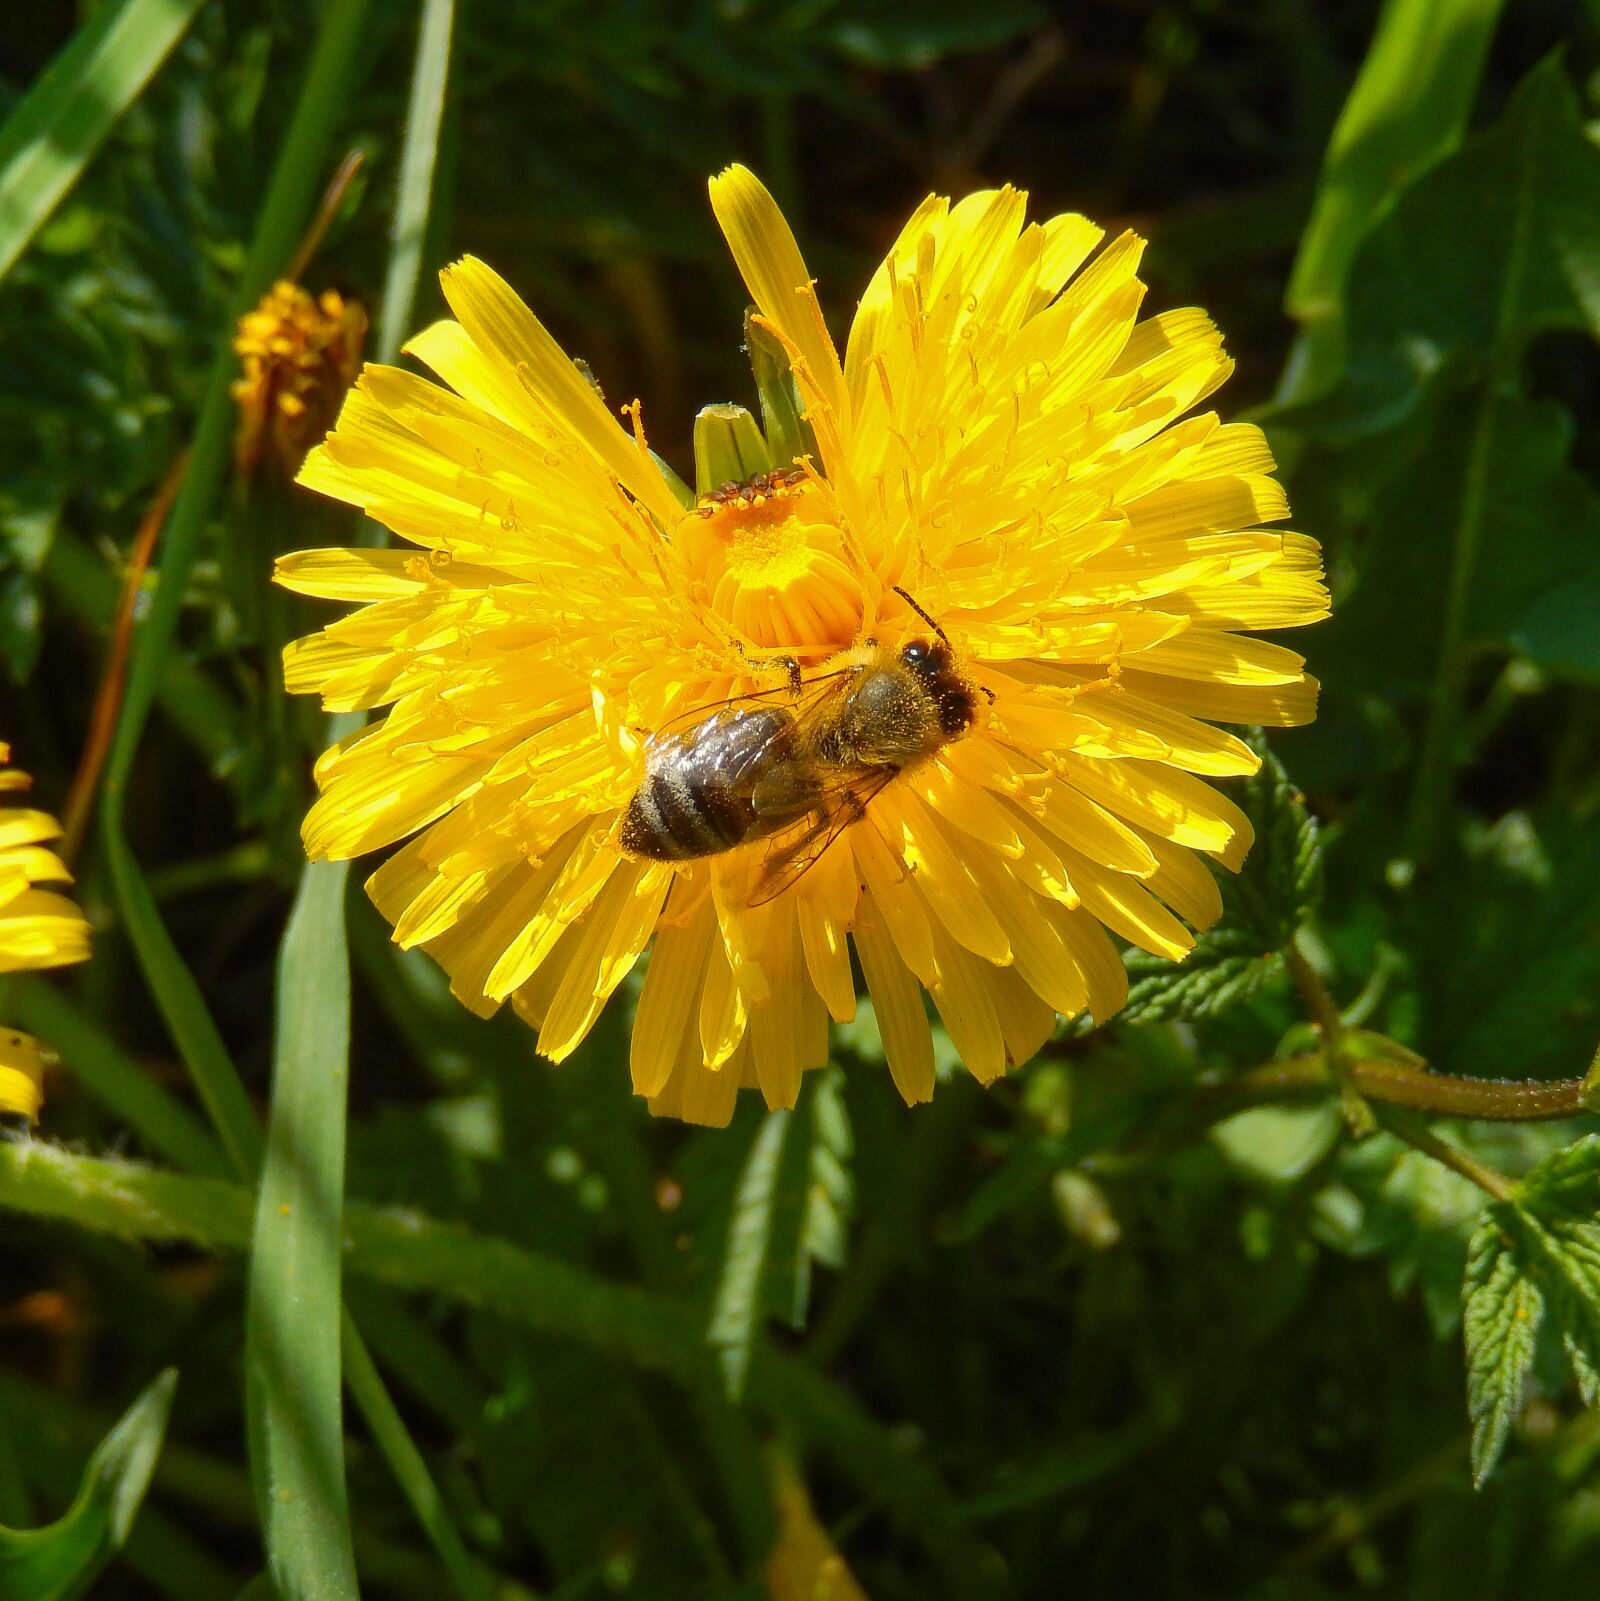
[901,641,928,666]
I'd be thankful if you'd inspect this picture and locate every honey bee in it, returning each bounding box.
[618,592,986,902]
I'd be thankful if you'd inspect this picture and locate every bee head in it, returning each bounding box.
[898,638,977,738]
[898,637,946,680]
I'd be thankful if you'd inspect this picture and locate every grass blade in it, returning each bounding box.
[0,1369,176,1601]
[0,0,205,284]
[341,1320,494,1601]
[708,1108,794,1400]
[245,862,359,1600]
[381,0,455,361]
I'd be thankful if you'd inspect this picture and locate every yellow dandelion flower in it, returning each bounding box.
[232,281,367,478]
[280,167,1328,1126]
[0,747,92,1120]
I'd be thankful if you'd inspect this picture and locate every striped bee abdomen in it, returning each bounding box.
[619,707,794,862]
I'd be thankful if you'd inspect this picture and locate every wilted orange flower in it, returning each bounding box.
[279,168,1327,1125]
[0,747,91,1120]
[232,281,367,477]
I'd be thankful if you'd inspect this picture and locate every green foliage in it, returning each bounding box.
[0,0,206,284]
[708,1070,854,1398]
[1465,1138,1600,1483]
[1122,733,1322,1022]
[1286,0,1503,342]
[0,1369,175,1601]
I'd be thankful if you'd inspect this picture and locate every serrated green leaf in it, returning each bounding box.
[0,1370,176,1601]
[1312,394,1600,692]
[707,1073,853,1399]
[1463,1210,1541,1486]
[1121,734,1319,1024]
[1122,943,1282,1025]
[1231,732,1324,946]
[1460,1138,1600,1483]
[707,1105,803,1400]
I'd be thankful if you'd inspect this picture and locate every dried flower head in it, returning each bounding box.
[232,281,367,478]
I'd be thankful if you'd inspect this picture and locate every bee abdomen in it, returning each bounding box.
[619,770,755,860]
[619,707,793,862]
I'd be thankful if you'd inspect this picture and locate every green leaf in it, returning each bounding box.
[1415,811,1600,1081]
[377,0,456,368]
[10,979,230,1179]
[709,1107,796,1400]
[0,0,206,284]
[707,1070,851,1399]
[246,860,359,1601]
[1121,931,1283,1025]
[1122,734,1321,1023]
[1212,1102,1344,1186]
[1311,394,1600,692]
[0,1369,176,1601]
[1286,59,1600,858]
[1283,0,1505,398]
[1512,575,1600,682]
[0,1142,1001,1598]
[1463,1210,1542,1484]
[1307,56,1600,436]
[1461,1137,1600,1483]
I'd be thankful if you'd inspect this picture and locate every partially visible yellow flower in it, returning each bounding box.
[0,747,91,1119]
[280,168,1328,1125]
[232,281,367,478]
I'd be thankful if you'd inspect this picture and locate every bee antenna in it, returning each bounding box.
[891,584,948,644]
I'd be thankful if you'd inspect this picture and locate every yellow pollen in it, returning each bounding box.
[691,471,819,586]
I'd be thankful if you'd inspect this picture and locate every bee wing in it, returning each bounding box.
[653,664,856,745]
[747,766,898,908]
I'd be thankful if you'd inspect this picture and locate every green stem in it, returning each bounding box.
[1284,942,1343,1048]
[1200,1052,1589,1123]
[1351,1058,1586,1120]
[1374,1109,1517,1202]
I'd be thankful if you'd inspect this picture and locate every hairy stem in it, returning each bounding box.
[1201,1053,1589,1123]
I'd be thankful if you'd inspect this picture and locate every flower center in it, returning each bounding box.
[675,470,866,659]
